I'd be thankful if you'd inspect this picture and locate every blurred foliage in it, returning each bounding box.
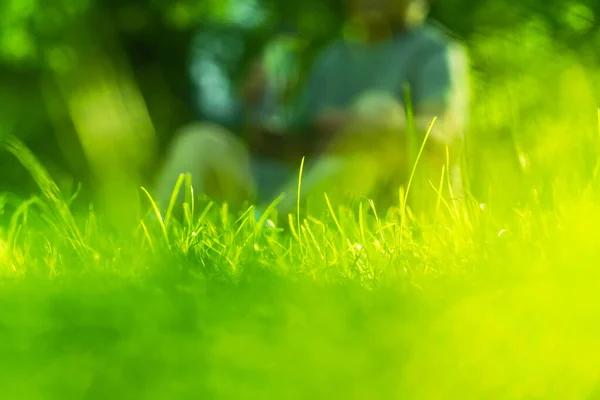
[3,4,600,394]
[1,0,600,209]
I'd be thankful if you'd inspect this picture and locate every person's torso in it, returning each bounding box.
[306,23,450,115]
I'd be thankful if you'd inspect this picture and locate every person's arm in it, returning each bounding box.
[246,123,319,160]
[247,45,335,160]
[238,60,309,157]
[404,42,470,214]
[409,42,470,164]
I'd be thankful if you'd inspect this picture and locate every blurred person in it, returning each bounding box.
[154,25,307,210]
[154,0,470,220]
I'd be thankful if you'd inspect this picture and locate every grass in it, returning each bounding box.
[3,28,600,397]
[3,125,600,399]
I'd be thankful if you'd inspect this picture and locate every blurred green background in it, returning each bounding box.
[1,0,600,212]
[3,2,600,398]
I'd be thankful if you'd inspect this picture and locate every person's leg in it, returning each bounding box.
[153,122,255,212]
[271,91,409,216]
[249,155,295,206]
[271,153,381,215]
[272,91,461,220]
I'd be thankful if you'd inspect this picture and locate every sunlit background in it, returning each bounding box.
[2,0,600,398]
[2,0,600,214]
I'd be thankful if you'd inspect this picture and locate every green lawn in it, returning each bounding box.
[2,126,600,400]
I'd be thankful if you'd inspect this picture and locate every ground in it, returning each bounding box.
[2,133,600,399]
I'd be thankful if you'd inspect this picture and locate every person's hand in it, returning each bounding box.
[246,122,265,148]
[240,60,268,106]
[350,91,406,132]
[314,109,349,138]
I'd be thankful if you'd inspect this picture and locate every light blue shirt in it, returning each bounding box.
[289,23,470,138]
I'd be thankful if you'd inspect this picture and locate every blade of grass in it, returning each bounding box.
[140,186,170,249]
[358,202,367,245]
[2,135,86,256]
[7,197,39,253]
[193,201,215,233]
[400,117,437,243]
[254,194,284,235]
[140,220,155,254]
[164,173,185,228]
[184,172,195,230]
[297,156,306,242]
[368,199,386,248]
[324,193,345,238]
[287,213,301,243]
